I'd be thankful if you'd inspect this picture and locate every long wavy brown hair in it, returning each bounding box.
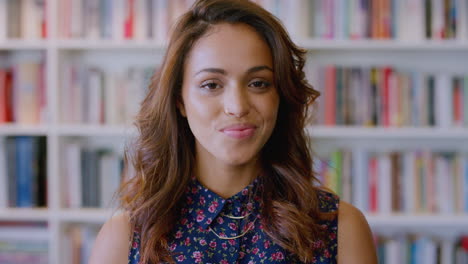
[119,0,335,263]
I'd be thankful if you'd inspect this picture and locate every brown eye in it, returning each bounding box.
[249,80,271,89]
[200,81,221,90]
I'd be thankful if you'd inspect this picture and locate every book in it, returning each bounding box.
[2,136,46,208]
[0,138,7,208]
[5,137,17,207]
[15,137,34,207]
[2,0,46,39]
[311,65,468,127]
[317,148,468,214]
[11,60,45,124]
[303,0,468,40]
[375,235,468,264]
[7,0,21,39]
[0,0,6,40]
[61,64,153,125]
[0,222,49,264]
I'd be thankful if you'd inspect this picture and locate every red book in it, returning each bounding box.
[453,78,462,126]
[324,66,336,126]
[42,0,47,38]
[0,70,6,123]
[124,0,135,39]
[369,156,378,212]
[371,0,379,38]
[381,0,391,38]
[390,152,400,212]
[4,70,13,122]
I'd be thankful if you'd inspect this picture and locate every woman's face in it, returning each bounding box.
[180,23,279,167]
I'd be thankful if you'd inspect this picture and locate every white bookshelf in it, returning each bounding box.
[298,39,468,51]
[0,208,49,221]
[307,126,468,139]
[1,0,468,263]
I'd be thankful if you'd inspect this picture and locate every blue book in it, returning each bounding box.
[6,137,17,207]
[15,136,33,207]
[100,0,113,39]
[410,238,418,264]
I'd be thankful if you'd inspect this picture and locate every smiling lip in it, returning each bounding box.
[220,124,257,139]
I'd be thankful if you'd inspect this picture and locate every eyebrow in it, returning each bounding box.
[195,65,273,76]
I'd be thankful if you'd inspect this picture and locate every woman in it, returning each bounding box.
[90,0,377,263]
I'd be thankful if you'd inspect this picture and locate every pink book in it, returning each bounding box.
[124,0,135,39]
[369,156,378,213]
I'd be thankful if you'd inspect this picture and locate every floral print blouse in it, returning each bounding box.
[128,178,339,263]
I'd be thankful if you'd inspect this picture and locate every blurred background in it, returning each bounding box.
[0,0,467,263]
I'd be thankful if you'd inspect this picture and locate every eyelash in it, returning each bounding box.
[200,81,221,90]
[249,80,271,89]
[200,80,272,91]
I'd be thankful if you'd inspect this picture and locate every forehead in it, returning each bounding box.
[184,23,273,74]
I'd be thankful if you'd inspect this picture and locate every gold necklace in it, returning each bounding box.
[209,180,260,239]
[220,212,251,219]
[208,217,257,240]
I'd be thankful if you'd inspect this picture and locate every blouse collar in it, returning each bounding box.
[184,177,262,230]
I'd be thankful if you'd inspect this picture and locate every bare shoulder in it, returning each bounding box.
[337,201,378,264]
[88,211,132,264]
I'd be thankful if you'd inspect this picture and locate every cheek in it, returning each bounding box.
[183,94,218,133]
[261,93,280,124]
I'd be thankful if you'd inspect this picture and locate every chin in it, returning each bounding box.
[221,153,257,167]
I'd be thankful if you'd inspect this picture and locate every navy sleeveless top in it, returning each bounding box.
[128,178,339,263]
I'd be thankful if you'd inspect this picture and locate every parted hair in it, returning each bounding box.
[119,0,334,263]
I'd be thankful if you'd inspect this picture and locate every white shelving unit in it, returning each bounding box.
[1,0,468,263]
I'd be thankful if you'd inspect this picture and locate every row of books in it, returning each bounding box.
[62,224,100,264]
[0,137,47,208]
[62,142,124,208]
[0,59,47,125]
[5,0,468,42]
[0,0,47,40]
[310,65,468,127]
[315,149,468,214]
[60,64,152,125]
[0,221,48,264]
[308,0,468,40]
[58,0,196,40]
[376,235,468,264]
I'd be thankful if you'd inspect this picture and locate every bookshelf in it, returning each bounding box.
[1,0,468,263]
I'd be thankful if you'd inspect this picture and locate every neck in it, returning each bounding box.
[195,156,260,199]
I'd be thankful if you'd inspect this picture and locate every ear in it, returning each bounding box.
[177,99,187,117]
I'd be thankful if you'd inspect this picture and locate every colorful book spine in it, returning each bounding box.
[316,149,468,214]
[15,136,33,207]
[310,65,468,128]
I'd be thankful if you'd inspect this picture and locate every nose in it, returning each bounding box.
[223,84,250,118]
